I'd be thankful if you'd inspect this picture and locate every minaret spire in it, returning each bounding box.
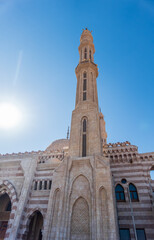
[75,29,99,108]
[69,30,107,157]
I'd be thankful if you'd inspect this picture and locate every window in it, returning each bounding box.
[49,180,52,190]
[136,229,146,240]
[83,92,86,101]
[39,181,42,190]
[84,48,87,59]
[119,229,131,240]
[83,72,87,101]
[44,181,47,190]
[83,79,86,91]
[34,181,37,190]
[115,184,125,201]
[129,183,139,201]
[82,119,87,157]
[83,119,86,132]
[89,49,91,60]
[121,179,127,184]
[82,135,86,157]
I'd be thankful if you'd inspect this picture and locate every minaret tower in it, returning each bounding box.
[69,29,107,157]
[45,30,118,240]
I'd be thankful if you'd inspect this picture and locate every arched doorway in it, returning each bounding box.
[0,193,12,240]
[27,211,43,240]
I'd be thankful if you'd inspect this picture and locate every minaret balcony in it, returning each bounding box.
[75,60,98,77]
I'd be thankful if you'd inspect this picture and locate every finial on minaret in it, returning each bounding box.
[67,126,69,139]
[82,28,92,33]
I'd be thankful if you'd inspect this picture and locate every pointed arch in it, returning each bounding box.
[81,117,88,157]
[115,184,125,202]
[89,49,91,60]
[80,49,82,61]
[0,193,12,240]
[0,180,18,240]
[91,72,94,102]
[50,188,61,239]
[26,210,43,240]
[129,183,139,201]
[22,208,44,239]
[83,72,87,101]
[27,207,44,220]
[70,174,91,196]
[99,187,109,240]
[70,197,90,240]
[84,47,87,59]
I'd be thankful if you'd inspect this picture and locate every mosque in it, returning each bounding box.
[0,29,154,240]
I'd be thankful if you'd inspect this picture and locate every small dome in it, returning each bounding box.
[45,139,69,152]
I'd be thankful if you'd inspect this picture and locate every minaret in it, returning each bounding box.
[69,29,107,157]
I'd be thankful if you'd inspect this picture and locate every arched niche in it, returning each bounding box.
[99,187,109,240]
[70,197,90,240]
[70,174,91,201]
[26,210,43,240]
[50,188,61,239]
[0,193,12,240]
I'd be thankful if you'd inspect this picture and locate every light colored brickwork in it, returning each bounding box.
[0,29,153,240]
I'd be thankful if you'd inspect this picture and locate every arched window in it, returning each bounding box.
[115,184,125,202]
[44,181,47,190]
[84,48,87,59]
[83,72,87,101]
[80,49,82,61]
[34,181,37,190]
[39,181,42,190]
[82,118,87,157]
[129,183,139,201]
[49,180,52,190]
[89,49,91,60]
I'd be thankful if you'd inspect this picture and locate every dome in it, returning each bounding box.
[47,157,61,165]
[45,139,69,152]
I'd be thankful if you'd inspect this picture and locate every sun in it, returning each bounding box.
[0,103,21,129]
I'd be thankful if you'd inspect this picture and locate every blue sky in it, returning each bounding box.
[0,0,153,155]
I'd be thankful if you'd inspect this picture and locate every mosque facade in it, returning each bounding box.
[0,29,154,240]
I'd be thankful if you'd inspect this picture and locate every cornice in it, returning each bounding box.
[75,60,98,77]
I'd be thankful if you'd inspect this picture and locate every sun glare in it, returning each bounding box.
[0,103,21,129]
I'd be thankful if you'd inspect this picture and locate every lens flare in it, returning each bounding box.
[0,103,21,129]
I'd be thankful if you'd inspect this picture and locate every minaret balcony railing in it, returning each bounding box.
[75,60,98,77]
[76,59,97,70]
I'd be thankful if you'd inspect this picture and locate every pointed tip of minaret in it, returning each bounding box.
[82,28,92,34]
[80,28,93,44]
